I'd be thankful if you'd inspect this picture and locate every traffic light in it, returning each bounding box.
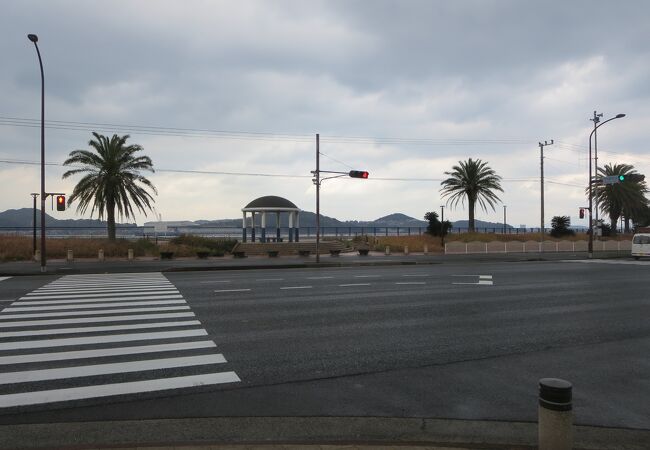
[579,208,584,219]
[56,195,65,211]
[349,170,369,179]
[619,173,645,183]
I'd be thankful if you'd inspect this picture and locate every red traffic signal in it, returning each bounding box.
[579,208,584,219]
[56,195,66,211]
[349,170,369,179]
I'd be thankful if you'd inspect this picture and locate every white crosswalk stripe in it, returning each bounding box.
[0,272,240,409]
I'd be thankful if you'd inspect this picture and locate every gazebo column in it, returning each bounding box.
[242,212,247,242]
[251,212,256,242]
[295,212,300,242]
[288,211,294,242]
[261,212,267,243]
[276,212,281,241]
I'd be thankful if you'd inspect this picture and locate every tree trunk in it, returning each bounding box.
[610,212,620,236]
[624,216,631,233]
[468,198,475,232]
[107,199,116,241]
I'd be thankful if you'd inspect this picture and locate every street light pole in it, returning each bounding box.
[31,193,38,256]
[503,205,507,235]
[28,33,46,273]
[592,111,603,225]
[587,113,626,258]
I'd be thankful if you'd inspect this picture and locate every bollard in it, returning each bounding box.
[404,245,409,255]
[34,249,41,262]
[385,246,391,255]
[98,249,105,262]
[423,244,428,255]
[67,249,74,262]
[128,248,134,261]
[538,378,572,450]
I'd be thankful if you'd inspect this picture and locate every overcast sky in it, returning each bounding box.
[2,0,649,228]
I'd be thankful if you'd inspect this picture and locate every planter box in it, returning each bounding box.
[267,250,279,258]
[358,249,369,256]
[196,251,210,259]
[298,250,311,257]
[233,251,246,258]
[329,249,341,256]
[159,251,174,260]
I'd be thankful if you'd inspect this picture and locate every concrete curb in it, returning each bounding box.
[1,417,648,450]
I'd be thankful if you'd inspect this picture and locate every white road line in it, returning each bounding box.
[280,286,313,290]
[14,295,183,305]
[0,354,227,385]
[0,372,240,408]
[27,286,178,295]
[306,276,333,279]
[0,320,202,338]
[21,292,182,301]
[0,329,208,351]
[0,306,190,320]
[44,280,170,287]
[199,280,231,284]
[0,312,196,328]
[395,282,426,285]
[353,275,380,278]
[5,299,186,312]
[0,299,15,303]
[339,283,371,287]
[479,275,493,280]
[403,274,428,277]
[0,277,10,282]
[255,278,284,281]
[478,280,494,285]
[0,341,216,365]
[214,289,251,293]
[561,259,650,266]
[452,282,494,286]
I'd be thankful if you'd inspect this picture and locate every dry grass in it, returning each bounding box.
[0,236,159,261]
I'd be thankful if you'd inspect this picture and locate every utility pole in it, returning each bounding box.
[440,205,445,248]
[539,140,554,252]
[31,193,38,256]
[315,134,321,263]
[503,205,507,235]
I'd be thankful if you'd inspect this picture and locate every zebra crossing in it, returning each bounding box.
[0,272,240,409]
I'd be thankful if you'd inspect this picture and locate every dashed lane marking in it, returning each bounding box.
[395,282,426,285]
[214,289,251,293]
[339,283,371,287]
[280,286,313,290]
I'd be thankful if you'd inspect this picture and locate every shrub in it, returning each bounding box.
[169,235,237,255]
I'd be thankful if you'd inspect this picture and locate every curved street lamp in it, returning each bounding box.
[27,33,47,272]
[588,113,625,258]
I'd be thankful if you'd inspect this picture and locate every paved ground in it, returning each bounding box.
[0,256,648,449]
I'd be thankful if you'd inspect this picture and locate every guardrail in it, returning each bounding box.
[444,240,632,254]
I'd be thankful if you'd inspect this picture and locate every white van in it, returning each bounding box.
[631,232,650,260]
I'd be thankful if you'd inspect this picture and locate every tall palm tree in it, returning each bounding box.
[62,132,157,240]
[592,163,648,234]
[440,158,503,232]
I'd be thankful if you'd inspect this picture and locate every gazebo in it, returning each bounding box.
[242,196,301,243]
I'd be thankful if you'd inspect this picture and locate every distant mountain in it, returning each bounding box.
[0,208,136,228]
[452,219,513,230]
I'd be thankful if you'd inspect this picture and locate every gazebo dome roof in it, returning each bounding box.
[243,196,299,210]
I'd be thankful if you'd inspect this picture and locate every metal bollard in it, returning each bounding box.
[385,246,391,255]
[128,249,134,261]
[404,245,409,255]
[98,249,104,262]
[423,244,428,255]
[34,249,41,261]
[67,249,73,262]
[538,378,572,450]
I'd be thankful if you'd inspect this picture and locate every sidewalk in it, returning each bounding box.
[0,250,632,276]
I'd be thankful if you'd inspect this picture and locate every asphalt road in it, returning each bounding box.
[0,259,648,431]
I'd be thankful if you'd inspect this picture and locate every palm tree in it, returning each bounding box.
[592,163,648,234]
[440,158,503,232]
[62,132,157,240]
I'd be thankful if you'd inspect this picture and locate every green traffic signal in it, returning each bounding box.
[619,175,625,182]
